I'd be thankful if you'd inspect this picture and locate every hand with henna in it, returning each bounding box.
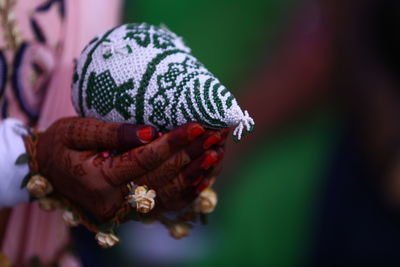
[30,117,227,222]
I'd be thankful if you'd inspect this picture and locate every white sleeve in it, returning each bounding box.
[0,118,29,208]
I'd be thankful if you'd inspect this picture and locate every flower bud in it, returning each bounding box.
[27,175,53,198]
[127,186,156,213]
[38,197,59,211]
[137,198,154,213]
[169,223,190,239]
[95,232,119,248]
[62,210,80,227]
[194,187,218,213]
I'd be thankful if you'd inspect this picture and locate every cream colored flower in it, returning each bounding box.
[127,185,156,213]
[194,187,218,214]
[27,175,53,198]
[38,197,59,211]
[95,232,119,248]
[169,223,190,239]
[62,210,80,227]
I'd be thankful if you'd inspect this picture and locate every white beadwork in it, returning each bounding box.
[71,23,254,140]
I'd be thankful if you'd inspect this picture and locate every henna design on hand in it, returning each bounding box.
[73,164,87,177]
[33,117,227,222]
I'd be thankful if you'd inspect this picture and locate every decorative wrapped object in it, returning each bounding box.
[71,23,254,140]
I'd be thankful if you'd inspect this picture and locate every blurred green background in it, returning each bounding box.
[116,0,337,266]
[124,0,296,93]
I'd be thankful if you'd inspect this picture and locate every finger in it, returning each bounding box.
[177,147,224,205]
[218,128,230,146]
[130,149,192,191]
[207,146,225,186]
[181,150,219,186]
[185,130,222,160]
[195,178,211,195]
[58,117,157,151]
[154,150,221,210]
[117,130,222,197]
[118,149,220,209]
[102,122,205,185]
[156,178,210,212]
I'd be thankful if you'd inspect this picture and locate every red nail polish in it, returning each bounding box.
[189,125,205,140]
[196,179,210,194]
[192,176,204,186]
[138,126,154,143]
[203,135,221,149]
[201,153,218,169]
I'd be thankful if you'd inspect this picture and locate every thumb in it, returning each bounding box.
[56,117,158,151]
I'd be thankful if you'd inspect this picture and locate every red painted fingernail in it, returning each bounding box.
[189,125,205,140]
[192,176,204,186]
[138,126,154,143]
[203,135,221,149]
[196,179,210,194]
[201,153,218,169]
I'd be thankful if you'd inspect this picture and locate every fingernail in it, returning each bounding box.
[203,135,222,149]
[196,179,210,194]
[189,125,205,140]
[192,176,204,186]
[138,126,154,143]
[201,153,218,169]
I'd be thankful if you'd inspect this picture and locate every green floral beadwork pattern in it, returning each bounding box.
[149,56,228,132]
[124,23,176,49]
[86,70,134,120]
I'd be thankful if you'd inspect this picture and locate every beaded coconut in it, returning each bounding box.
[71,23,254,140]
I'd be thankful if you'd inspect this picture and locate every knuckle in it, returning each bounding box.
[135,147,162,171]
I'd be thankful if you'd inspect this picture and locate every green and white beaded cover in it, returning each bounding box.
[72,23,254,140]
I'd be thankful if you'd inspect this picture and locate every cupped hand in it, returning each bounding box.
[33,117,227,222]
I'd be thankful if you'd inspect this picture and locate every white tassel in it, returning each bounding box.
[232,110,255,141]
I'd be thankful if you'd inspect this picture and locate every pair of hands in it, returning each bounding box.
[33,117,228,222]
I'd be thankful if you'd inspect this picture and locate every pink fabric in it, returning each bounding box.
[1,0,122,265]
